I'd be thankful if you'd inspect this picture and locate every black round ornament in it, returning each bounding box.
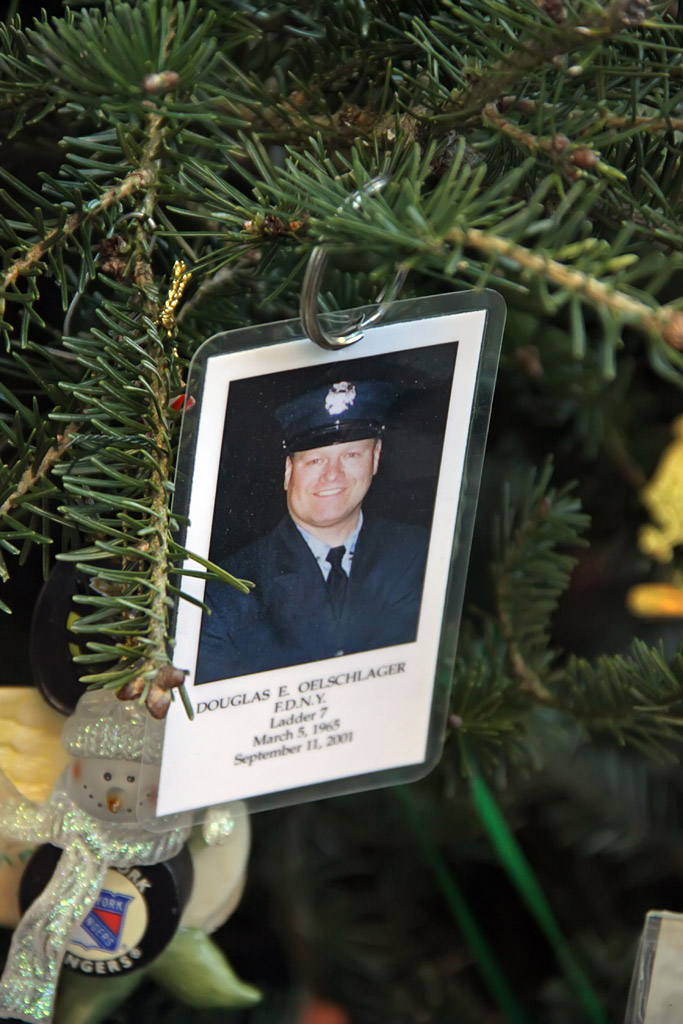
[30,562,105,715]
[19,843,193,976]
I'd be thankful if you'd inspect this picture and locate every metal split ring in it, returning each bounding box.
[299,175,408,351]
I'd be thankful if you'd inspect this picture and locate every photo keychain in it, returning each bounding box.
[152,178,506,821]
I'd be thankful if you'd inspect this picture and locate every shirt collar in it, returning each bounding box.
[295,509,363,563]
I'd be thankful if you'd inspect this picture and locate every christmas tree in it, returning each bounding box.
[1,0,683,1020]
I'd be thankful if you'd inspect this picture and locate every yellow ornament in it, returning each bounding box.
[626,582,683,619]
[0,688,67,928]
[639,415,683,563]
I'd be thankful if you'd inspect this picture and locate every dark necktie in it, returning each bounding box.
[326,545,348,615]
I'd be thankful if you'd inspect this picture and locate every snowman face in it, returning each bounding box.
[68,757,159,822]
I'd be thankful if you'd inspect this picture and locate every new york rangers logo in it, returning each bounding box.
[71,889,134,953]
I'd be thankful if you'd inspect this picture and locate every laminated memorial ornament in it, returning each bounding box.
[0,690,235,1024]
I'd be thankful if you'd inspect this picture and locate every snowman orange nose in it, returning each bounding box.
[107,788,124,814]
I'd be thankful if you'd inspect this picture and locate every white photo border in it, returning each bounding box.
[154,292,504,818]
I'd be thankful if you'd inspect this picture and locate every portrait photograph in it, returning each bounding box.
[157,299,497,816]
[195,343,458,685]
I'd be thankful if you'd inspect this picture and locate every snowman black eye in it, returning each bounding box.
[127,775,135,784]
[103,772,112,781]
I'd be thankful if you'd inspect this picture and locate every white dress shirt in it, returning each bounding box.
[295,511,364,580]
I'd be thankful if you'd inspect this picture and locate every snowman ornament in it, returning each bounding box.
[0,690,233,1024]
[72,757,152,821]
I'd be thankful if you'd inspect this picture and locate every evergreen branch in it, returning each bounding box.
[448,624,533,771]
[431,0,659,125]
[447,464,590,771]
[0,422,77,520]
[482,102,621,181]
[558,642,683,756]
[492,463,589,698]
[0,0,221,117]
[1,168,152,294]
[597,113,683,134]
[48,13,191,708]
[259,143,683,360]
[119,2,184,677]
[451,467,683,767]
[447,225,683,350]
[100,112,177,689]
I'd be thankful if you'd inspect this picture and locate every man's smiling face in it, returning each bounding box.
[284,437,381,539]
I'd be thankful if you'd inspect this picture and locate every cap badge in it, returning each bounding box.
[325,382,357,417]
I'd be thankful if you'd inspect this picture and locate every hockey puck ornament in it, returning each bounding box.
[19,844,193,977]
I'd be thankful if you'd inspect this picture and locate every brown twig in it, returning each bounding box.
[506,644,551,702]
[122,114,174,680]
[446,225,683,350]
[116,13,189,700]
[483,101,601,176]
[595,113,683,134]
[491,96,683,138]
[0,422,78,519]
[1,170,153,294]
[483,102,562,155]
[495,498,553,703]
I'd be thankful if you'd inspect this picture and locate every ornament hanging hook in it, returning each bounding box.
[299,175,408,351]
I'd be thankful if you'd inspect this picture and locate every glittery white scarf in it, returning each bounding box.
[0,774,190,1023]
